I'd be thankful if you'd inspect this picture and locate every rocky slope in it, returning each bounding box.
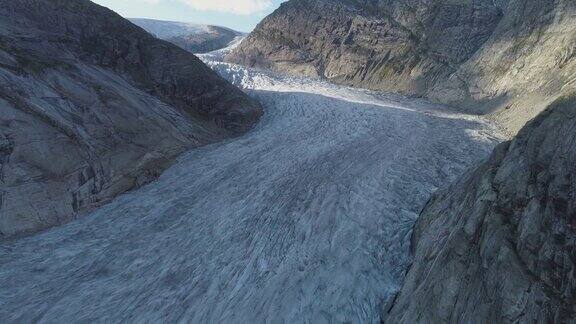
[130,18,243,53]
[384,93,576,323]
[0,0,261,238]
[228,0,576,133]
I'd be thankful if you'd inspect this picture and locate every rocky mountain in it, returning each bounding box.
[384,92,576,323]
[228,0,576,133]
[130,18,244,53]
[0,0,262,238]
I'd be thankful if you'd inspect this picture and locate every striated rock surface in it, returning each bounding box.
[384,93,576,323]
[130,18,244,54]
[228,0,576,133]
[0,0,262,238]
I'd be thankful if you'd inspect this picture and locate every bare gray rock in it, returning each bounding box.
[130,18,244,54]
[228,0,575,133]
[0,0,262,238]
[384,93,576,323]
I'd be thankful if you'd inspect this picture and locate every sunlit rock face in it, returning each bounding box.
[229,0,576,133]
[0,0,262,238]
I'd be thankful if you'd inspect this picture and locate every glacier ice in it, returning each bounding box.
[0,43,506,323]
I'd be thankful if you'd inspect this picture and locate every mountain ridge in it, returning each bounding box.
[130,18,244,54]
[384,92,576,322]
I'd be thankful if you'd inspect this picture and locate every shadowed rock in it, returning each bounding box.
[0,0,262,238]
[228,0,575,133]
[384,93,576,323]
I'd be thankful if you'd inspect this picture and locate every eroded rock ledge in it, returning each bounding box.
[228,0,576,133]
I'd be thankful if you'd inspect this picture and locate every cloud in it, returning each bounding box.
[178,0,273,15]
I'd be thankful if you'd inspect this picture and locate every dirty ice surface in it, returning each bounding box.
[0,40,506,323]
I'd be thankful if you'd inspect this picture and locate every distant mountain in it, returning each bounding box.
[130,18,244,53]
[228,0,576,134]
[0,0,262,238]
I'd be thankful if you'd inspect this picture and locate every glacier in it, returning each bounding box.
[0,42,506,323]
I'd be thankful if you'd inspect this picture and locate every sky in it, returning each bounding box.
[92,0,286,32]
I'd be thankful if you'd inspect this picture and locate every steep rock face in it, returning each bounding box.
[0,0,262,238]
[431,0,576,133]
[130,18,243,53]
[384,93,576,323]
[228,0,575,133]
[229,0,502,89]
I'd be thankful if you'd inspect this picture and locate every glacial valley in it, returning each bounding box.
[0,41,506,323]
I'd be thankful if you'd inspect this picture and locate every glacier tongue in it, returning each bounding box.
[0,52,505,323]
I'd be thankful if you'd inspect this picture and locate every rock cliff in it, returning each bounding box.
[130,18,243,54]
[384,93,576,323]
[228,0,575,133]
[0,0,262,238]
